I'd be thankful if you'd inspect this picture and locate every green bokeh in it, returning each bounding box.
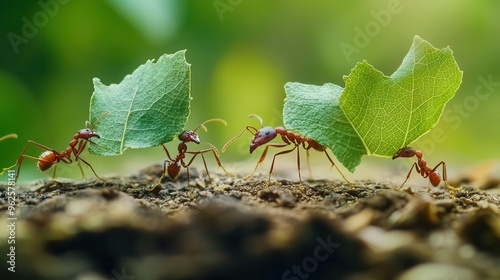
[1,0,499,182]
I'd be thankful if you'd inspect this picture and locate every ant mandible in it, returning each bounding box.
[14,112,108,182]
[392,147,460,192]
[156,118,232,188]
[222,114,352,187]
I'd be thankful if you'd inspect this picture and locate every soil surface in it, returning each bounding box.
[1,165,500,280]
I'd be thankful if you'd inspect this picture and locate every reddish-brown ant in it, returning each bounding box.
[222,114,352,187]
[155,118,232,188]
[392,147,460,192]
[14,113,108,182]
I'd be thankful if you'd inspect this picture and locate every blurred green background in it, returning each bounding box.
[1,0,499,183]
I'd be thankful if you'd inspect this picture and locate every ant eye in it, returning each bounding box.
[265,131,270,135]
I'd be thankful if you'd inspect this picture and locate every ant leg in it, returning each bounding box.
[265,146,297,187]
[398,162,419,190]
[153,145,178,186]
[15,141,38,182]
[76,156,105,182]
[152,146,177,188]
[296,145,302,185]
[58,157,72,179]
[148,160,169,194]
[156,159,172,186]
[322,151,353,185]
[15,140,62,182]
[72,140,98,180]
[199,153,211,183]
[76,161,85,179]
[67,139,86,179]
[295,145,305,190]
[0,134,18,176]
[15,154,54,181]
[184,163,197,198]
[183,148,220,186]
[198,142,233,176]
[185,162,191,189]
[244,143,289,180]
[177,158,196,197]
[162,145,176,161]
[0,162,17,177]
[305,148,313,180]
[432,161,461,192]
[51,162,59,179]
[180,152,204,186]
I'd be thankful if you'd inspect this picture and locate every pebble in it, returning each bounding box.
[199,191,213,198]
[167,200,178,208]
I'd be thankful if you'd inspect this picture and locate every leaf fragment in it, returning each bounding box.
[284,36,462,172]
[89,50,191,156]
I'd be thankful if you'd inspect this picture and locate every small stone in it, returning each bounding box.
[167,200,178,208]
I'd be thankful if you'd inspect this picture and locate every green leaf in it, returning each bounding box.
[284,83,366,171]
[284,36,462,172]
[89,50,191,156]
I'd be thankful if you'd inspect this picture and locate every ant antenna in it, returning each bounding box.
[193,118,227,133]
[248,114,263,128]
[222,115,263,153]
[89,112,110,130]
[0,134,18,142]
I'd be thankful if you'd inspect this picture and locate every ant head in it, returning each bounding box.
[78,128,100,139]
[179,130,200,144]
[182,118,225,144]
[250,126,277,153]
[392,147,416,159]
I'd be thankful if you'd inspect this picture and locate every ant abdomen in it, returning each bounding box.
[38,151,56,171]
[429,171,441,187]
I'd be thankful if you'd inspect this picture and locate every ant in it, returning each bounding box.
[222,114,352,187]
[155,118,232,189]
[392,147,460,192]
[14,112,108,182]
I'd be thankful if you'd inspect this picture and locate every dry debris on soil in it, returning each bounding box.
[1,164,499,280]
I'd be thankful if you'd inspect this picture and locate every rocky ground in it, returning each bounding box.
[1,164,499,280]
